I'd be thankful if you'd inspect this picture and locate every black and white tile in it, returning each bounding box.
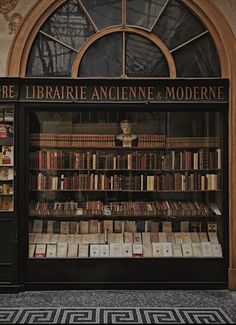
[0,307,233,324]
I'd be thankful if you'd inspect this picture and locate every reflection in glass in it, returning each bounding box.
[126,34,169,77]
[153,0,206,50]
[80,0,122,30]
[26,34,76,77]
[173,34,221,77]
[126,0,166,30]
[41,0,95,50]
[79,33,122,77]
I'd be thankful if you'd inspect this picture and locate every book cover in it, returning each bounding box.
[90,244,100,257]
[143,244,153,257]
[124,232,133,243]
[100,244,110,257]
[152,243,163,257]
[35,244,46,258]
[208,232,219,244]
[32,220,43,233]
[172,244,183,257]
[158,232,167,243]
[1,146,13,166]
[182,243,193,257]
[133,233,142,244]
[28,244,36,258]
[212,243,223,257]
[122,243,132,257]
[57,242,68,258]
[46,244,57,258]
[110,243,122,257]
[78,244,89,257]
[163,243,173,257]
[142,232,151,244]
[201,242,213,257]
[192,243,203,257]
[79,221,89,234]
[132,244,143,257]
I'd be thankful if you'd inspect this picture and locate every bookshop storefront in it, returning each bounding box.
[0,0,236,290]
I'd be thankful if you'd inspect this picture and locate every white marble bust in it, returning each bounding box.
[116,120,137,147]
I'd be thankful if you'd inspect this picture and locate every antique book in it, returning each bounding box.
[150,232,159,243]
[152,243,163,257]
[180,221,190,232]
[162,243,173,257]
[142,232,151,245]
[212,243,223,257]
[182,232,192,244]
[69,221,78,234]
[47,221,54,234]
[28,233,35,244]
[90,244,100,257]
[79,221,89,234]
[114,220,123,233]
[82,234,91,244]
[192,243,203,257]
[28,244,36,258]
[208,232,219,244]
[167,232,176,243]
[32,220,43,233]
[122,243,132,257]
[207,222,218,232]
[162,221,172,233]
[98,233,106,244]
[201,242,213,257]
[132,244,143,256]
[143,244,153,257]
[58,234,67,242]
[50,234,59,243]
[42,233,51,244]
[158,232,167,243]
[108,233,116,243]
[89,220,99,234]
[103,220,113,232]
[74,234,83,244]
[133,233,142,244]
[57,242,68,258]
[78,244,89,257]
[124,232,133,243]
[115,233,124,243]
[33,233,43,243]
[46,244,57,258]
[60,221,69,234]
[100,244,110,257]
[199,232,209,243]
[190,232,200,243]
[172,244,183,257]
[110,243,122,257]
[90,233,99,244]
[125,221,137,233]
[35,244,46,258]
[150,221,159,232]
[67,243,78,258]
[182,243,193,257]
[67,234,75,244]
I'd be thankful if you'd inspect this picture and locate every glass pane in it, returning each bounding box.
[41,0,95,50]
[28,109,225,261]
[26,34,76,77]
[79,33,122,77]
[153,0,206,50]
[126,33,169,77]
[126,0,166,30]
[80,0,122,30]
[173,34,221,77]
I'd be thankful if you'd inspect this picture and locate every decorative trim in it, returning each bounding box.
[0,0,22,35]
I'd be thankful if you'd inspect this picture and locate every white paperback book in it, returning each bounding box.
[192,243,203,257]
[46,244,57,258]
[100,244,110,257]
[133,233,142,244]
[28,244,36,258]
[143,244,153,257]
[172,244,183,257]
[122,243,133,257]
[212,243,223,257]
[201,242,213,257]
[35,244,46,257]
[57,242,68,258]
[132,244,143,256]
[152,243,163,257]
[162,243,173,257]
[182,243,193,257]
[90,244,100,257]
[110,243,122,257]
[67,243,78,258]
[78,244,89,257]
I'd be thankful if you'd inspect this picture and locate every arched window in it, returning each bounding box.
[26,0,221,78]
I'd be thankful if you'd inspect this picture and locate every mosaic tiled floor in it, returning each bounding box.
[0,307,233,324]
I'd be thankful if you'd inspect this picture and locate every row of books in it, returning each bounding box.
[30,134,116,147]
[30,219,217,235]
[30,148,221,170]
[29,227,219,245]
[29,200,221,217]
[30,134,220,149]
[29,242,223,258]
[30,172,220,191]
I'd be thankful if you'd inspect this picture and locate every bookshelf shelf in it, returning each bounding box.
[29,189,221,192]
[30,168,221,172]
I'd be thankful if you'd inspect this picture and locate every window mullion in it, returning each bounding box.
[170,30,209,53]
[77,0,99,32]
[150,0,170,32]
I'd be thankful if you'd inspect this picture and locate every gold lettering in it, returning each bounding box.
[53,86,61,99]
[193,86,200,100]
[218,86,224,100]
[25,86,33,99]
[209,87,216,100]
[37,86,44,99]
[100,86,108,99]
[81,86,87,100]
[176,87,184,100]
[165,87,175,100]
[108,87,116,100]
[201,87,209,100]
[91,86,100,100]
[121,87,128,100]
[129,87,137,99]
[45,86,53,99]
[138,87,145,99]
[147,86,154,100]
[66,86,74,100]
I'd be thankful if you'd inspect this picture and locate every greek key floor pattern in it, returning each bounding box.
[0,307,233,324]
